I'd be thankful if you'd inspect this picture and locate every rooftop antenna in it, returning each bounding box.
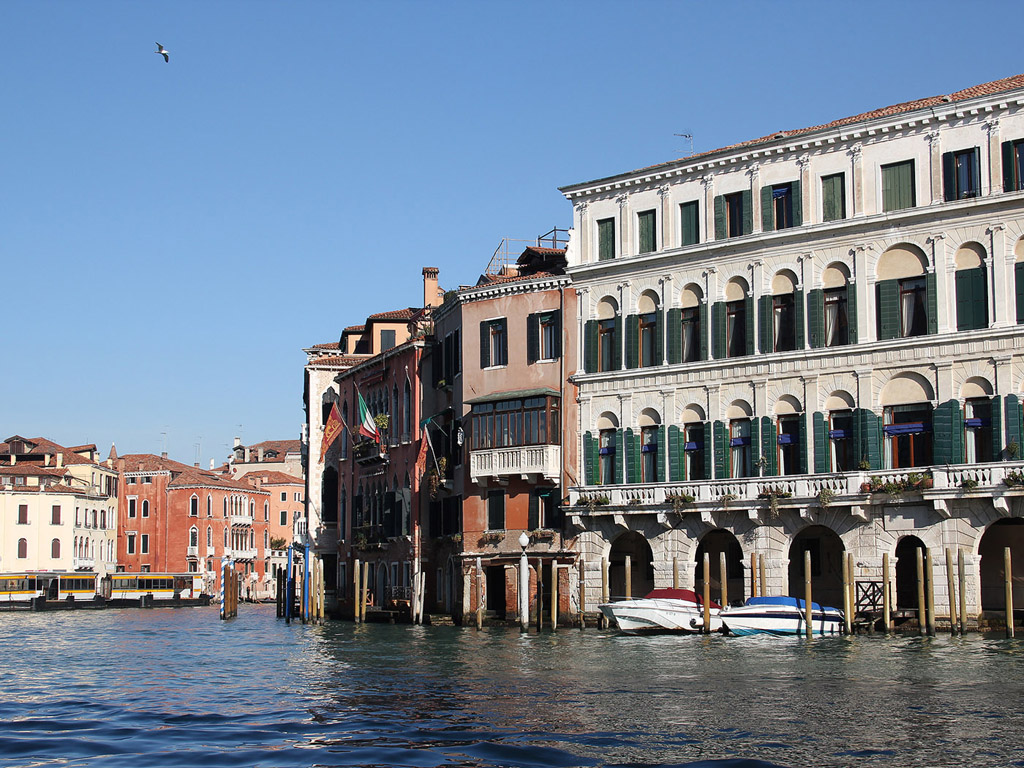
[161,429,168,455]
[675,132,694,156]
[195,436,203,466]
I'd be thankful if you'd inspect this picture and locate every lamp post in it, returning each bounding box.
[519,531,529,632]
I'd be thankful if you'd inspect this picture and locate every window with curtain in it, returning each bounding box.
[829,410,856,472]
[777,415,801,475]
[684,423,706,480]
[641,426,659,483]
[726,300,746,357]
[884,404,933,468]
[638,312,658,367]
[823,287,849,346]
[899,277,928,337]
[599,429,616,485]
[681,307,700,362]
[730,419,752,478]
[964,398,993,464]
[773,293,796,351]
[598,318,617,371]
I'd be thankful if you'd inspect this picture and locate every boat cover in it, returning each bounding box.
[644,588,721,609]
[745,595,825,611]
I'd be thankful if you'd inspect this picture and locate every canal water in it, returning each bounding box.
[2,606,1024,768]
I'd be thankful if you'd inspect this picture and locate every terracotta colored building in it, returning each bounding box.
[117,454,270,597]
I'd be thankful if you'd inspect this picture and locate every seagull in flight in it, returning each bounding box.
[155,42,169,63]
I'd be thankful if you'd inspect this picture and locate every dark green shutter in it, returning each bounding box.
[808,289,824,348]
[813,412,827,473]
[1015,263,1024,324]
[704,422,714,480]
[612,315,622,370]
[745,295,755,355]
[656,426,667,482]
[847,283,859,344]
[741,189,753,235]
[861,410,882,470]
[584,320,598,373]
[625,429,638,484]
[970,147,981,198]
[713,421,728,479]
[926,272,938,335]
[598,218,615,260]
[852,407,863,469]
[750,418,761,476]
[1006,395,1023,453]
[956,267,987,331]
[699,302,709,360]
[653,309,664,366]
[991,396,1004,460]
[797,416,808,475]
[712,302,726,359]
[479,321,490,368]
[526,313,539,363]
[638,210,656,253]
[758,295,773,353]
[614,430,624,484]
[680,200,699,245]
[714,195,726,240]
[877,279,899,340]
[668,425,682,481]
[1003,140,1017,193]
[583,432,595,485]
[932,400,963,465]
[759,417,774,476]
[667,308,682,364]
[942,151,955,202]
[761,185,774,232]
[794,288,805,349]
[790,179,802,227]
[624,314,639,369]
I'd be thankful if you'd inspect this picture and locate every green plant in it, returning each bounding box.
[269,536,288,550]
[1007,441,1020,459]
[960,477,979,490]
[665,492,695,511]
[858,459,871,471]
[817,488,836,508]
[758,486,792,518]
[1004,470,1024,488]
[373,412,390,433]
[719,492,738,507]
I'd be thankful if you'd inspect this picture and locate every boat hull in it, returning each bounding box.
[599,598,723,633]
[721,601,844,636]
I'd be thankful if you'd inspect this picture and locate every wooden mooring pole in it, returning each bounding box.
[804,549,813,639]
[750,552,757,599]
[882,552,892,634]
[702,553,711,634]
[353,559,361,623]
[945,548,958,636]
[841,552,851,634]
[578,558,585,630]
[475,557,483,631]
[1005,547,1015,639]
[551,561,558,630]
[846,553,855,634]
[361,560,369,623]
[536,558,544,631]
[916,548,926,636]
[673,557,679,590]
[719,551,728,608]
[624,555,631,602]
[759,554,766,597]
[600,557,609,629]
[925,550,936,637]
[958,549,967,636]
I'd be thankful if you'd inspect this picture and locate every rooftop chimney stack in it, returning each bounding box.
[234,437,242,449]
[161,451,168,460]
[423,266,441,307]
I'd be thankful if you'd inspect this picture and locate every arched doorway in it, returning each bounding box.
[609,532,653,599]
[788,526,845,607]
[979,519,1024,611]
[894,536,926,611]
[694,530,745,606]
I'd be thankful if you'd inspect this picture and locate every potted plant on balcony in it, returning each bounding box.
[479,530,504,545]
[665,492,695,512]
[817,487,835,509]
[1004,470,1024,488]
[960,477,980,491]
[758,486,792,519]
[530,528,555,542]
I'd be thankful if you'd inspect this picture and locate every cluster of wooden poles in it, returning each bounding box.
[274,559,326,624]
[351,558,426,624]
[220,564,239,620]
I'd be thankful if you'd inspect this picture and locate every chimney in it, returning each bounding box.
[423,266,440,308]
[194,462,199,468]
[210,459,215,470]
[257,447,264,462]
[161,451,168,460]
[56,452,63,468]
[244,447,251,463]
[234,436,241,449]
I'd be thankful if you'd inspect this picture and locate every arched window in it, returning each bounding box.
[627,291,662,369]
[189,495,198,517]
[264,501,269,521]
[824,391,857,472]
[189,526,198,547]
[671,284,704,364]
[723,278,750,358]
[207,495,212,517]
[403,379,412,438]
[680,404,707,481]
[100,510,106,529]
[881,374,934,469]
[774,395,805,476]
[810,262,852,348]
[17,539,27,558]
[223,497,228,517]
[142,499,149,518]
[765,270,800,353]
[639,409,662,483]
[207,526,213,547]
[727,402,753,478]
[264,530,269,550]
[596,412,619,486]
[584,296,620,373]
[51,538,60,559]
[876,244,931,340]
[223,528,228,547]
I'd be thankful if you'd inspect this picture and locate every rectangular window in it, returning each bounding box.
[881,160,916,212]
[597,218,615,261]
[637,209,656,254]
[598,318,616,372]
[380,329,396,350]
[684,423,705,481]
[641,426,659,483]
[772,293,796,352]
[725,192,745,237]
[1007,139,1024,192]
[680,200,699,246]
[280,510,287,526]
[771,184,794,230]
[730,419,752,478]
[540,313,559,361]
[281,492,287,502]
[51,505,61,525]
[599,429,616,485]
[486,490,505,531]
[964,398,994,464]
[884,404,933,469]
[638,312,658,367]
[680,307,700,363]
[821,173,846,222]
[726,299,746,358]
[777,416,801,476]
[945,148,980,201]
[829,411,855,472]
[140,534,149,555]
[899,277,928,337]
[128,498,137,518]
[823,287,849,346]
[17,505,28,525]
[127,534,136,555]
[480,319,507,368]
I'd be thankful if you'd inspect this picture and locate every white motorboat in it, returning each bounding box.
[599,588,723,633]
[720,596,844,636]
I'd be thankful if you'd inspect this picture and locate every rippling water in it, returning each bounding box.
[2,605,1024,767]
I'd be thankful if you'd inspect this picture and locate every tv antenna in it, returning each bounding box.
[675,132,694,156]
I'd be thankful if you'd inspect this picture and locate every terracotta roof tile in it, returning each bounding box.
[238,470,303,486]
[367,308,420,322]
[310,342,340,350]
[308,354,363,367]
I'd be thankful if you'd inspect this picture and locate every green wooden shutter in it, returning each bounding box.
[1005,395,1023,453]
[991,396,1004,460]
[624,429,638,484]
[598,218,615,260]
[852,407,863,468]
[656,425,667,482]
[954,270,972,331]
[1003,140,1017,193]
[942,152,956,202]
[526,313,539,363]
[797,415,808,475]
[760,417,775,476]
[713,421,728,479]
[624,314,639,369]
[847,283,859,344]
[861,410,882,470]
[741,189,753,235]
[638,210,656,253]
[653,309,664,366]
[612,315,622,370]
[970,147,981,198]
[822,173,844,222]
[745,295,755,355]
[667,308,682,364]
[589,430,598,483]
[583,320,597,373]
[761,185,774,232]
[668,425,682,481]
[758,295,773,353]
[933,401,959,464]
[1016,263,1024,324]
[699,302,709,360]
[704,422,714,480]
[794,288,805,349]
[926,272,938,335]
[808,289,824,348]
[790,179,802,227]
[714,195,726,240]
[712,302,726,359]
[479,320,490,368]
[813,412,827,474]
[680,200,699,245]
[750,418,762,476]
[614,430,624,484]
[877,279,899,340]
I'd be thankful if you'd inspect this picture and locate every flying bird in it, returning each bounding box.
[155,42,169,63]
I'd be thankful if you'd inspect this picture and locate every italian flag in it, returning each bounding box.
[357,389,379,442]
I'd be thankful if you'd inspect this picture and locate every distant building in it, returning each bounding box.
[237,469,303,593]
[228,439,303,480]
[0,436,119,576]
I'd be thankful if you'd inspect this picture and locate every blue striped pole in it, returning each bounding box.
[303,542,311,622]
[219,556,226,620]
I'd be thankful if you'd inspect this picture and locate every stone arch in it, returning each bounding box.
[609,531,654,599]
[596,295,618,320]
[693,529,745,606]
[596,411,619,430]
[724,276,749,303]
[955,241,986,270]
[952,360,996,398]
[771,268,799,295]
[636,289,660,315]
[680,403,706,423]
[961,376,994,399]
[771,393,803,416]
[894,535,927,611]
[876,243,928,281]
[1015,236,1024,261]
[879,371,935,406]
[821,261,851,289]
[638,407,661,427]
[680,283,703,308]
[825,390,856,411]
[725,399,753,420]
[787,525,846,608]
[979,519,1024,612]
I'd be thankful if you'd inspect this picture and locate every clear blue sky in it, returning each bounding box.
[2,1,1019,466]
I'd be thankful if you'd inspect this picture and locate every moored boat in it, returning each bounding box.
[720,595,844,636]
[599,588,723,633]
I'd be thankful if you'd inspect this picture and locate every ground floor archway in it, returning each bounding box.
[787,525,845,608]
[609,532,653,599]
[894,535,926,611]
[979,518,1024,612]
[693,529,745,606]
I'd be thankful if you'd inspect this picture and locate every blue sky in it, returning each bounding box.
[2,0,1020,466]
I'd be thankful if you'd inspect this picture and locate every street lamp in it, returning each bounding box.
[519,531,529,632]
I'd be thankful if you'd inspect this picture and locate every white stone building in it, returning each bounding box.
[559,74,1024,625]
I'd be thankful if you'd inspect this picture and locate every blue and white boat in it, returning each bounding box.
[720,595,844,636]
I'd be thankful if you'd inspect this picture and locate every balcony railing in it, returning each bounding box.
[470,444,560,484]
[229,513,254,526]
[232,547,257,560]
[186,546,199,557]
[568,461,1024,518]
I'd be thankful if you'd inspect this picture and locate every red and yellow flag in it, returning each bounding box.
[319,403,344,463]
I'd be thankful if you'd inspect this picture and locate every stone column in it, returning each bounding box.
[927,130,942,205]
[750,259,764,352]
[798,155,812,224]
[985,118,1001,194]
[849,144,864,217]
[701,175,714,242]
[748,163,762,233]
[703,266,717,358]
[617,194,630,259]
[988,224,1011,328]
[798,252,813,350]
[801,376,816,473]
[618,280,631,365]
[575,200,589,265]
[659,274,672,365]
[659,184,672,252]
[576,287,589,376]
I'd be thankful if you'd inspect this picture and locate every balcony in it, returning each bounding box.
[186,546,199,558]
[354,439,389,468]
[470,444,560,484]
[229,513,254,526]
[232,547,257,561]
[567,461,1024,525]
